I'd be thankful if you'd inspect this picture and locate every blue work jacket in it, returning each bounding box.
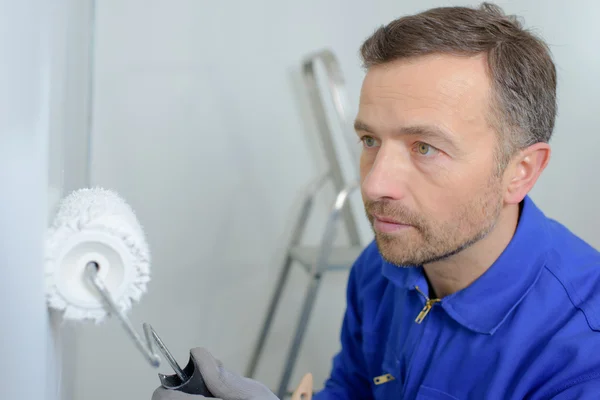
[313,196,600,399]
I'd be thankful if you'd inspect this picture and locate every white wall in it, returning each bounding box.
[70,1,600,399]
[1,1,94,398]
[48,1,96,400]
[1,2,54,400]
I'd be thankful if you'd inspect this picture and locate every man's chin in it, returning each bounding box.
[373,227,418,244]
[374,234,422,266]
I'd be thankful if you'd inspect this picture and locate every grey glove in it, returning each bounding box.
[151,347,279,400]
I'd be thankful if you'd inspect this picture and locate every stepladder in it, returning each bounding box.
[245,49,367,398]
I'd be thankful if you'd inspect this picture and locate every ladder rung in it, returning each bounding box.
[289,245,363,273]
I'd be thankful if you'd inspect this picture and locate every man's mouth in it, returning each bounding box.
[371,214,413,233]
[372,214,404,224]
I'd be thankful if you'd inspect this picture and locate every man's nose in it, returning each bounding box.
[361,146,409,201]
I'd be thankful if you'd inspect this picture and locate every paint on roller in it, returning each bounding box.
[45,187,151,323]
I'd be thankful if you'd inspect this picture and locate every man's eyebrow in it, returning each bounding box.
[353,120,373,133]
[354,119,458,149]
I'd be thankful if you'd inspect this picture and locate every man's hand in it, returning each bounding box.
[291,373,313,400]
[151,347,279,400]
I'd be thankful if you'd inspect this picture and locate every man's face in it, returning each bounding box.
[357,53,506,266]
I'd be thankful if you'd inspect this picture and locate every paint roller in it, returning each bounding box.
[44,187,214,397]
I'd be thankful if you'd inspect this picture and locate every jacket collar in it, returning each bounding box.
[382,195,550,334]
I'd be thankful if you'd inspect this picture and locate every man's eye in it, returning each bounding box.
[361,136,379,148]
[416,142,437,156]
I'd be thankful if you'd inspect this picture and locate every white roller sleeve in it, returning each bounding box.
[45,188,151,322]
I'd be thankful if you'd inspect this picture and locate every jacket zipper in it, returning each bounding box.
[373,373,395,385]
[414,285,440,324]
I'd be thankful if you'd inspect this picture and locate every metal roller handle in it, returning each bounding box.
[84,262,188,382]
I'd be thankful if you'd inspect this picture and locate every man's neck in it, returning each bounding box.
[423,203,521,299]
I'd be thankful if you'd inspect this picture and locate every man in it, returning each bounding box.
[153,3,600,399]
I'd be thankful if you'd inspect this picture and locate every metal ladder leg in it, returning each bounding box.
[246,174,328,379]
[302,49,362,249]
[275,182,359,398]
[276,272,323,398]
[245,254,294,378]
[248,49,362,395]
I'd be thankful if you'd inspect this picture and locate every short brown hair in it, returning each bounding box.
[360,2,557,169]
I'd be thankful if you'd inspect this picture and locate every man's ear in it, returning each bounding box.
[504,142,551,204]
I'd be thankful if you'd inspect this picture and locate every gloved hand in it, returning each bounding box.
[151,347,278,400]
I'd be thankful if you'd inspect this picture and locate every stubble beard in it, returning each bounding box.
[365,179,504,267]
